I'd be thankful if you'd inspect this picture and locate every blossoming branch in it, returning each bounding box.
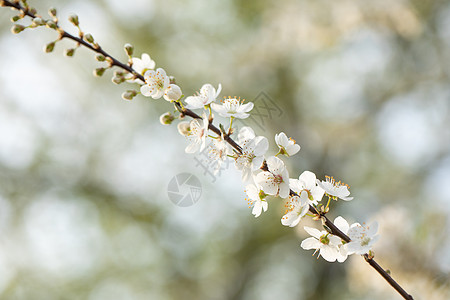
[1,1,414,299]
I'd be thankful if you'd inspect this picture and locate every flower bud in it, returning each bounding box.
[124,43,134,56]
[93,67,106,77]
[44,42,55,53]
[29,7,37,15]
[84,33,94,44]
[95,54,105,62]
[68,14,79,26]
[113,70,125,77]
[48,7,57,17]
[11,24,25,34]
[64,48,75,57]
[11,15,21,22]
[177,122,191,136]
[121,90,137,101]
[163,84,182,102]
[159,112,175,125]
[46,21,57,30]
[32,17,45,26]
[112,76,124,85]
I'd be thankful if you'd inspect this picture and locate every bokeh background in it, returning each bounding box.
[1,0,450,299]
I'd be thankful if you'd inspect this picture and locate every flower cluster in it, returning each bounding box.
[124,52,379,262]
[8,3,379,262]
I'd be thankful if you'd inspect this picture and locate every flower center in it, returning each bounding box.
[360,235,370,246]
[319,234,330,245]
[274,174,283,184]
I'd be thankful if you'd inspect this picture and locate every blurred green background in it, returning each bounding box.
[0,0,449,299]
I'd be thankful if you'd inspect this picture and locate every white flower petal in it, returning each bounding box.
[300,237,321,250]
[255,172,277,195]
[303,226,322,239]
[320,245,338,262]
[334,216,350,234]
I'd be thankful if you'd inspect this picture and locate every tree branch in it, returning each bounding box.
[1,1,413,298]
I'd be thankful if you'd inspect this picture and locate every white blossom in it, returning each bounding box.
[281,190,309,227]
[211,97,254,119]
[347,221,379,255]
[140,68,170,99]
[245,184,268,218]
[185,83,222,109]
[317,176,354,201]
[237,126,256,144]
[185,114,209,153]
[164,84,182,102]
[209,138,231,174]
[177,121,190,136]
[289,171,325,205]
[275,132,300,156]
[235,136,268,184]
[255,156,290,199]
[301,227,343,262]
[132,53,155,76]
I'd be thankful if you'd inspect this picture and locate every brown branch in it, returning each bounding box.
[2,1,413,298]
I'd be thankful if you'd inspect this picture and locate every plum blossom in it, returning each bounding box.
[255,156,290,199]
[185,114,209,153]
[275,132,300,156]
[211,97,254,119]
[164,84,182,102]
[235,135,268,184]
[237,126,256,144]
[131,53,155,76]
[301,227,343,262]
[347,221,379,255]
[290,171,325,205]
[317,176,354,201]
[301,217,350,262]
[281,190,309,227]
[140,68,170,99]
[185,83,222,109]
[177,121,190,136]
[245,184,268,217]
[209,138,231,174]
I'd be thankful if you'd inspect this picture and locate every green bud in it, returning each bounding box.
[68,14,79,26]
[121,90,137,101]
[84,33,94,44]
[48,7,57,17]
[159,112,175,125]
[113,70,125,77]
[93,67,106,77]
[112,76,124,85]
[11,24,25,34]
[95,54,105,62]
[44,42,55,53]
[11,15,21,22]
[124,43,134,56]
[31,17,45,27]
[64,48,75,57]
[46,21,57,30]
[29,7,37,15]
